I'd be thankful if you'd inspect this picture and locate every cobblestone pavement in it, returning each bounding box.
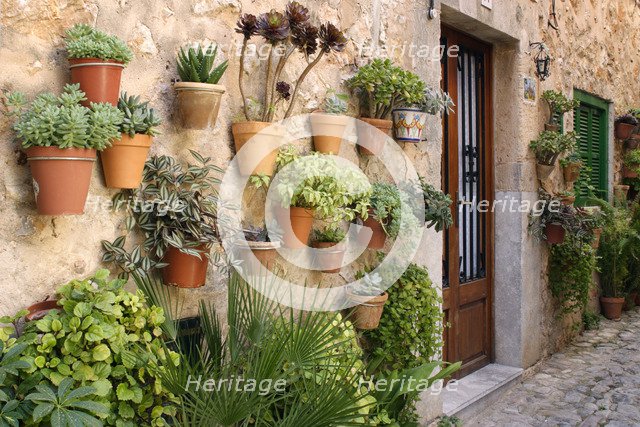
[471,308,640,426]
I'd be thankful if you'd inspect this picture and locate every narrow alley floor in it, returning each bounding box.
[470,308,640,426]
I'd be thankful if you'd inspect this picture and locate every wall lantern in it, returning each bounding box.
[530,42,551,81]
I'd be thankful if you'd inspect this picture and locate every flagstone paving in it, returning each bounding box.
[470,308,640,426]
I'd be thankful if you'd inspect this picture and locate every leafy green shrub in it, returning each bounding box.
[117,92,161,137]
[419,177,453,232]
[65,24,133,64]
[177,44,228,84]
[368,183,402,238]
[348,58,426,119]
[529,131,578,165]
[549,237,597,315]
[1,270,179,426]
[5,84,123,151]
[624,149,640,174]
[582,311,601,331]
[541,90,579,126]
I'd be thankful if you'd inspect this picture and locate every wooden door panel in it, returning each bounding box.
[458,300,487,363]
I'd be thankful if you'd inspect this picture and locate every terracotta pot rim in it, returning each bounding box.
[347,291,389,305]
[600,296,625,303]
[111,134,153,148]
[239,241,281,250]
[231,121,284,135]
[614,185,630,190]
[310,112,351,123]
[359,117,392,126]
[289,207,315,217]
[392,107,428,113]
[311,241,346,252]
[174,82,226,93]
[26,146,97,160]
[26,300,60,321]
[69,58,125,68]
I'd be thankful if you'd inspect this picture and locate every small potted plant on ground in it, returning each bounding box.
[392,87,454,143]
[348,270,388,330]
[115,152,222,288]
[233,4,346,175]
[310,90,350,154]
[560,152,582,186]
[541,90,580,132]
[175,44,228,129]
[358,182,402,249]
[623,149,640,179]
[615,113,638,141]
[5,84,123,215]
[311,226,346,273]
[529,130,578,180]
[65,24,133,106]
[101,92,161,189]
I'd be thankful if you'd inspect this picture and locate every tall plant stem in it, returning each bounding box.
[283,51,325,119]
[267,47,294,122]
[239,39,250,121]
[261,45,275,122]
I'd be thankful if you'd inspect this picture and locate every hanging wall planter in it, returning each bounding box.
[162,245,210,289]
[562,159,582,184]
[25,299,60,321]
[348,291,389,330]
[279,207,314,249]
[232,121,283,176]
[357,211,387,249]
[544,222,566,244]
[392,107,428,143]
[536,163,555,181]
[311,241,345,273]
[614,114,638,140]
[310,92,350,154]
[614,184,630,201]
[235,240,280,276]
[356,118,391,155]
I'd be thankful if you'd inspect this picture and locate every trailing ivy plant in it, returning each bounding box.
[529,131,578,166]
[177,44,228,84]
[117,92,161,137]
[65,24,133,64]
[541,90,579,126]
[4,84,123,151]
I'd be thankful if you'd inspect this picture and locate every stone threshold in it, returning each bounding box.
[441,363,523,421]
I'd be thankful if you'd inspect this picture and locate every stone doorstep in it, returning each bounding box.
[441,364,524,421]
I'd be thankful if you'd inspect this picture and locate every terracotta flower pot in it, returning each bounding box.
[235,241,280,276]
[174,82,225,129]
[231,121,283,176]
[356,117,391,156]
[560,195,576,206]
[100,134,152,189]
[591,227,603,249]
[623,166,639,179]
[310,113,350,154]
[26,146,96,215]
[600,296,625,320]
[614,184,630,201]
[280,207,314,248]
[357,209,388,249]
[615,122,636,140]
[536,163,555,181]
[563,162,582,183]
[392,108,428,143]
[348,291,389,330]
[625,138,640,150]
[624,292,638,311]
[544,222,566,244]
[311,241,345,273]
[69,58,124,106]
[545,123,561,132]
[26,299,60,321]
[162,245,210,288]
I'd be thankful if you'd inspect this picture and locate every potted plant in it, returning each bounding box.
[114,152,222,288]
[560,152,583,185]
[348,271,388,330]
[236,226,281,276]
[358,182,402,249]
[614,184,630,202]
[5,84,123,215]
[175,44,228,129]
[541,90,580,132]
[558,190,576,206]
[419,177,453,232]
[25,298,59,321]
[529,131,578,180]
[529,191,581,245]
[392,87,454,143]
[233,4,346,175]
[615,113,639,141]
[100,92,161,189]
[623,149,640,179]
[275,152,370,248]
[65,24,133,106]
[311,226,346,273]
[309,90,350,154]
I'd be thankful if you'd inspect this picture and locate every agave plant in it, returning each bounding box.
[177,44,229,84]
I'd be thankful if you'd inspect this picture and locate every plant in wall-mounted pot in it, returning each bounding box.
[4,84,123,215]
[419,176,454,232]
[529,191,574,245]
[614,113,638,142]
[310,90,350,154]
[541,90,579,132]
[113,151,222,288]
[235,225,281,276]
[175,44,228,129]
[65,24,133,105]
[614,184,630,203]
[392,87,454,144]
[560,151,582,186]
[558,190,576,206]
[275,151,370,248]
[348,270,388,330]
[311,226,346,273]
[529,130,578,181]
[357,182,402,249]
[623,149,640,179]
[101,92,161,189]
[233,4,346,176]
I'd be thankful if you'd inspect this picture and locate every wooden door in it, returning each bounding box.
[441,26,494,378]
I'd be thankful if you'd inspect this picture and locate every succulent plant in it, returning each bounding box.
[235,13,258,39]
[318,23,347,53]
[420,87,455,115]
[117,92,161,137]
[256,10,291,44]
[322,90,349,115]
[65,24,133,64]
[529,130,578,166]
[177,44,228,84]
